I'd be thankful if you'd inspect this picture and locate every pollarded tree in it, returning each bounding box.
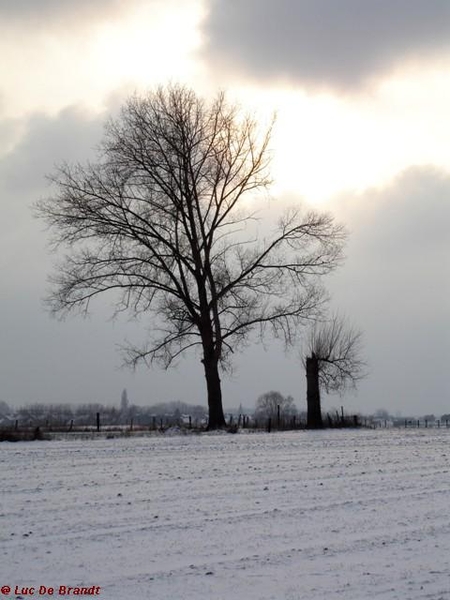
[37,85,346,429]
[304,315,366,428]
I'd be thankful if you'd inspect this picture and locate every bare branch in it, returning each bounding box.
[306,314,367,394]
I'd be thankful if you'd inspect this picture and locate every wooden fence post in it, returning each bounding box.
[96,412,100,432]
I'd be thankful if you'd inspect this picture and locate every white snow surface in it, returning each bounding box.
[2,429,450,599]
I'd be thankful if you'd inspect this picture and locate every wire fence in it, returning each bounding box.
[374,419,450,429]
[0,410,367,441]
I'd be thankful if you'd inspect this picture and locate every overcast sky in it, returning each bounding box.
[0,0,448,417]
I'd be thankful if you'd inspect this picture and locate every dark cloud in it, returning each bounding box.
[1,110,101,193]
[0,107,105,319]
[0,118,22,155]
[204,0,450,90]
[0,107,103,255]
[0,105,203,407]
[328,166,450,413]
[340,166,450,270]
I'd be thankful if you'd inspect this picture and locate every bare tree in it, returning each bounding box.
[0,400,11,418]
[304,315,366,428]
[37,85,346,429]
[255,390,297,422]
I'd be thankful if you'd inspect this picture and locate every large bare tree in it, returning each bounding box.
[304,315,366,428]
[37,85,346,429]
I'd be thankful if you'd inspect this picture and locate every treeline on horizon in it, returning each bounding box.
[1,398,448,430]
[0,399,209,428]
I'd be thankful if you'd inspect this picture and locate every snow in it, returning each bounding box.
[2,429,450,599]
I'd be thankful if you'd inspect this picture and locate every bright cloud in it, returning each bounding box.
[0,0,204,118]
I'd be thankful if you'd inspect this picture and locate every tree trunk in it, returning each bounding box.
[202,356,226,429]
[306,354,323,429]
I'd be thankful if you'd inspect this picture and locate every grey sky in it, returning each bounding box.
[0,0,448,417]
[327,167,450,414]
[204,0,450,89]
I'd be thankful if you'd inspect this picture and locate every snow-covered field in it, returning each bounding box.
[2,429,450,599]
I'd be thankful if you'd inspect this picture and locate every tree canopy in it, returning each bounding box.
[37,85,346,428]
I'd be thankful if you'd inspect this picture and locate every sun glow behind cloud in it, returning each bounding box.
[230,60,450,206]
[88,3,204,102]
[2,0,450,207]
[0,1,205,119]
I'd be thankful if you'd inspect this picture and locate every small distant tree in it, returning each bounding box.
[423,414,435,423]
[374,409,390,420]
[304,315,366,428]
[255,390,297,422]
[74,403,104,426]
[51,403,74,425]
[0,401,11,418]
